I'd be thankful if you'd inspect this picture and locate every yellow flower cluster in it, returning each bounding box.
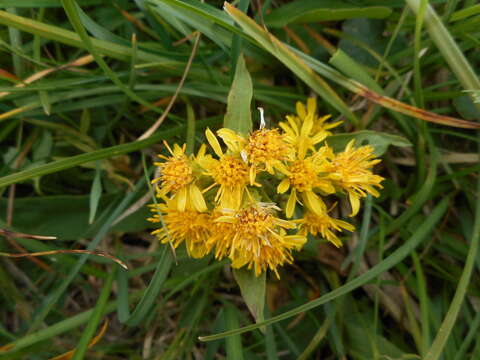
[148,98,384,277]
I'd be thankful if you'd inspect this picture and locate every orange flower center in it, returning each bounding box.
[211,156,249,188]
[160,155,193,192]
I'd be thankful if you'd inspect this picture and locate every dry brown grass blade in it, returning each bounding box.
[0,54,94,99]
[0,228,56,240]
[0,249,128,270]
[47,320,109,360]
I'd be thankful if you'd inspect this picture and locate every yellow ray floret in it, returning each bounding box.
[329,140,384,216]
[211,203,306,278]
[147,199,212,258]
[152,141,207,212]
[279,98,342,159]
[200,128,256,209]
[217,127,293,184]
[295,210,355,248]
[277,146,335,218]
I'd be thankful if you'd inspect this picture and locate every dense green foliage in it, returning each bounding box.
[0,0,479,359]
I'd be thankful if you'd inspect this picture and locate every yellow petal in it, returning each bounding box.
[286,189,297,218]
[303,191,325,215]
[348,191,360,217]
[306,97,317,115]
[176,186,187,211]
[296,101,306,119]
[249,166,257,185]
[277,178,290,194]
[205,128,223,157]
[189,184,207,212]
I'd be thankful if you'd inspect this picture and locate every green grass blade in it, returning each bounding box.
[125,246,174,326]
[424,135,480,360]
[71,267,116,360]
[406,0,480,111]
[199,196,450,341]
[0,117,218,188]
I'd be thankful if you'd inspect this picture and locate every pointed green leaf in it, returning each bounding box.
[223,53,252,135]
[233,268,265,325]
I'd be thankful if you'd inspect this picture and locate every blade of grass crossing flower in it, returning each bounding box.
[406,0,480,112]
[199,196,449,341]
[423,133,480,360]
[224,304,244,360]
[224,53,253,135]
[223,3,358,126]
[71,268,116,360]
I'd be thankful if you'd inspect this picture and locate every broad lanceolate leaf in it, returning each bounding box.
[265,0,392,27]
[224,53,252,135]
[233,268,265,325]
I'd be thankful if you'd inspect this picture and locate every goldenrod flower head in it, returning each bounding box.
[280,98,342,159]
[213,203,306,277]
[330,140,384,216]
[201,128,252,209]
[148,200,212,258]
[277,148,335,217]
[153,142,193,193]
[152,141,207,212]
[245,128,292,170]
[296,210,355,248]
[147,98,385,277]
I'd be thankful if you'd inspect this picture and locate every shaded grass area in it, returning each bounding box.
[0,0,479,359]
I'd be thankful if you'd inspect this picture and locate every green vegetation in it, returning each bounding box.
[0,0,479,359]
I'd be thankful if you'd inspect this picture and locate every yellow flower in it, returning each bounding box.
[216,126,293,184]
[277,146,335,218]
[147,199,212,258]
[199,128,255,210]
[152,141,207,212]
[330,140,384,216]
[279,98,342,159]
[296,210,355,248]
[211,203,306,277]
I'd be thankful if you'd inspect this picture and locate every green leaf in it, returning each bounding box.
[326,130,411,156]
[264,0,393,27]
[232,268,265,325]
[223,53,253,135]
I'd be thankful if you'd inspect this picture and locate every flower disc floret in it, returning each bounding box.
[212,204,306,277]
[211,155,249,189]
[245,128,291,168]
[148,202,212,258]
[287,159,317,192]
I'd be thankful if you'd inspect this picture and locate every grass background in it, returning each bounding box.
[0,0,479,359]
